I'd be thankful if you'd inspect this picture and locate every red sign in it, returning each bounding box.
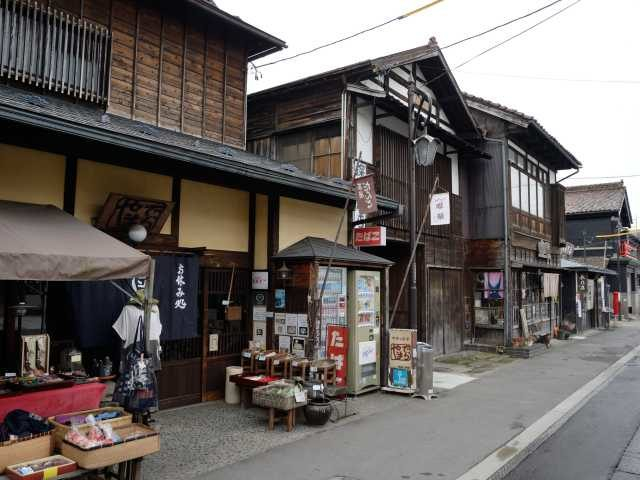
[354,174,378,214]
[353,226,387,247]
[327,325,348,386]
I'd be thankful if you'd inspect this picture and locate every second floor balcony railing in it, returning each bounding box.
[0,0,110,103]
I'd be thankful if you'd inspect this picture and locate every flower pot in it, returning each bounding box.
[304,399,332,426]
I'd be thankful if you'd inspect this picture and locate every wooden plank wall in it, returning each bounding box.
[107,0,248,148]
[375,125,461,248]
[246,80,343,147]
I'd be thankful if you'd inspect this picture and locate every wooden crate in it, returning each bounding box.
[0,433,53,473]
[48,407,132,449]
[61,424,159,469]
[5,455,75,480]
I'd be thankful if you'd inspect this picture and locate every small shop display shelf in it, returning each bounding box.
[0,433,53,473]
[61,424,159,470]
[5,455,76,480]
[48,407,132,449]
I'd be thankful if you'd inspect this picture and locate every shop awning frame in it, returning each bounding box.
[0,200,152,281]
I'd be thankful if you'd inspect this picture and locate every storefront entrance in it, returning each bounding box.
[428,268,464,356]
[201,268,251,401]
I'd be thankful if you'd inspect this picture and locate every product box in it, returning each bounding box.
[48,406,132,449]
[61,424,159,469]
[0,433,53,473]
[5,455,76,480]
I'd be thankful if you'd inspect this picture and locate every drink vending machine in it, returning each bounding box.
[347,270,381,395]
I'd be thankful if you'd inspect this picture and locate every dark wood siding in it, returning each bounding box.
[107,0,248,148]
[375,126,460,242]
[247,80,342,141]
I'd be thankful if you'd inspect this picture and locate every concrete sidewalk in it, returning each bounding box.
[194,323,640,480]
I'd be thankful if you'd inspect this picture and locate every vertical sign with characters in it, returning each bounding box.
[430,192,451,226]
[174,263,187,310]
[327,325,348,386]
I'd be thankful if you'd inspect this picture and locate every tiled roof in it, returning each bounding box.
[565,182,626,215]
[0,84,400,211]
[273,237,393,266]
[464,93,581,169]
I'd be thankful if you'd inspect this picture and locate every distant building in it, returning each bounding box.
[565,181,640,318]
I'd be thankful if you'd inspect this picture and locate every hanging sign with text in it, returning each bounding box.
[430,192,451,226]
[354,174,378,215]
[353,226,387,247]
[327,325,349,386]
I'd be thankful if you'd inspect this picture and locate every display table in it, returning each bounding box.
[0,383,106,420]
[229,374,280,408]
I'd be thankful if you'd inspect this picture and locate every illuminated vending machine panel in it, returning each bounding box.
[347,270,381,395]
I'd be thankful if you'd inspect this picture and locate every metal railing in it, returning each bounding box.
[0,0,110,103]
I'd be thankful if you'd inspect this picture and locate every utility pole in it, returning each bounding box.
[408,78,418,331]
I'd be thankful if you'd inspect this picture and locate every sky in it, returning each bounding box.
[218,0,640,227]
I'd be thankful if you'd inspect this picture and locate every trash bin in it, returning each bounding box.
[415,342,433,397]
[225,366,243,404]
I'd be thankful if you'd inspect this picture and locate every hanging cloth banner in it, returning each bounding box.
[354,174,378,214]
[430,192,451,226]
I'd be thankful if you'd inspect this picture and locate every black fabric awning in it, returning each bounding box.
[274,237,393,267]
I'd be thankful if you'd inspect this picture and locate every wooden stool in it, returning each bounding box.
[267,353,292,377]
[310,359,337,387]
[253,350,276,374]
[267,407,297,432]
[289,358,310,380]
[241,349,256,373]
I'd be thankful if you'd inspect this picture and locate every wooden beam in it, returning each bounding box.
[131,6,140,119]
[248,191,256,269]
[171,176,181,241]
[221,30,228,143]
[201,24,208,138]
[63,155,77,214]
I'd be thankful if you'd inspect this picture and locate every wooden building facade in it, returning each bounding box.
[464,94,581,347]
[0,0,401,408]
[247,40,485,355]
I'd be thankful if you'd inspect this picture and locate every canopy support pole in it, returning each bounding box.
[143,259,156,354]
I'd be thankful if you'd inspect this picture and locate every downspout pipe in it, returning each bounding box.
[485,137,512,347]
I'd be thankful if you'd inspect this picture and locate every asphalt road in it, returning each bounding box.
[504,357,640,480]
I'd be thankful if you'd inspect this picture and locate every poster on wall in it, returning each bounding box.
[586,279,595,310]
[253,320,267,348]
[253,305,267,322]
[297,314,308,337]
[292,337,306,357]
[275,312,286,335]
[275,289,286,309]
[252,291,267,306]
[278,335,291,352]
[286,313,298,335]
[252,271,269,290]
[327,325,348,386]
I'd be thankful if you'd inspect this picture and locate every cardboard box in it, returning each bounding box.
[61,424,159,469]
[0,434,53,473]
[5,455,75,480]
[48,406,132,449]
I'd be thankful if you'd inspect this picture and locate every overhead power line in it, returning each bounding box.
[441,0,563,50]
[455,0,583,69]
[565,174,640,180]
[457,71,640,85]
[255,0,446,68]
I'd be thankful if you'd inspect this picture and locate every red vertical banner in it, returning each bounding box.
[327,325,349,386]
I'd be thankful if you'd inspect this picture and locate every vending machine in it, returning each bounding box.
[347,270,381,395]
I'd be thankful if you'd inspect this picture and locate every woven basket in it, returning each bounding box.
[252,382,307,411]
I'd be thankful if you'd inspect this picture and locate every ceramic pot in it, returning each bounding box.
[304,399,332,426]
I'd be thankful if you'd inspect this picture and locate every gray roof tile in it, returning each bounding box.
[565,182,626,215]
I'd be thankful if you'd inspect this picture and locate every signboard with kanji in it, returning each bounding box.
[327,325,349,386]
[353,226,387,247]
[387,328,417,391]
[354,174,378,215]
[430,192,450,226]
